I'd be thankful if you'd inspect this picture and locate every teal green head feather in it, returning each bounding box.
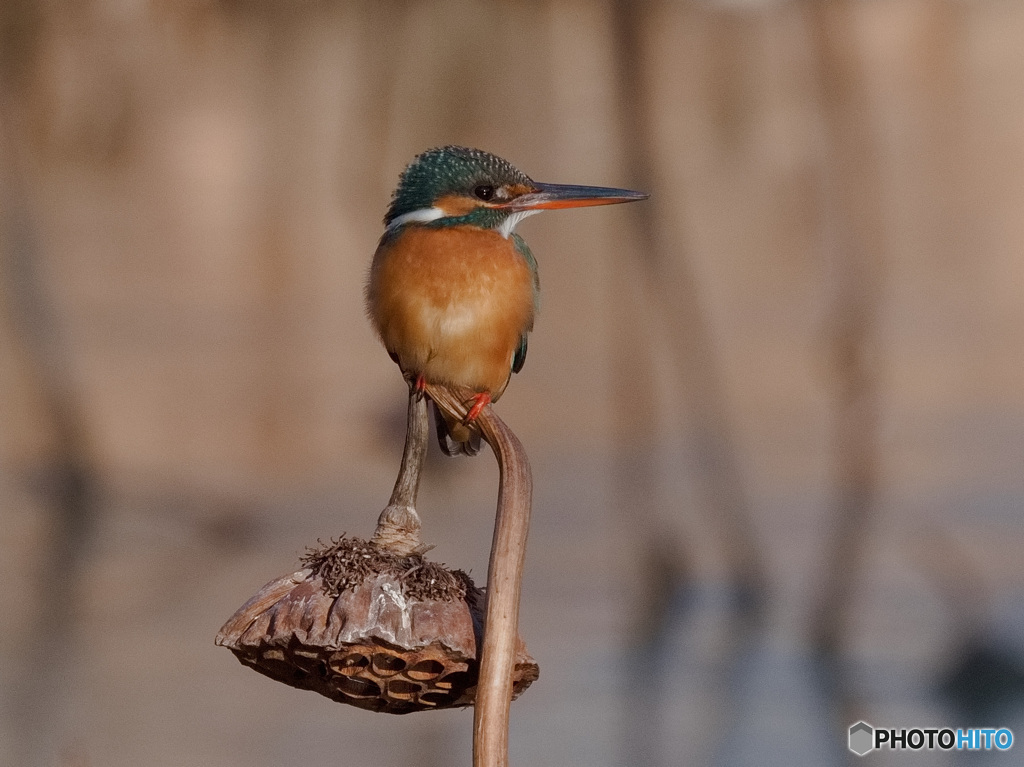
[383,145,649,237]
[384,145,535,233]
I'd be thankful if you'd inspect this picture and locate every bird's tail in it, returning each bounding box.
[432,400,482,457]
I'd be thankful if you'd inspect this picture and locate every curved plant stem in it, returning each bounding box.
[371,384,429,555]
[424,383,532,767]
[394,387,429,505]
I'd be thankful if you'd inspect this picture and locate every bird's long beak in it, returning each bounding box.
[508,182,648,211]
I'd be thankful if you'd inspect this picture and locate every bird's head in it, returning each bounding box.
[384,145,647,238]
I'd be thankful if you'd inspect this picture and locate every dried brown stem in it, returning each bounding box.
[371,384,429,556]
[1,57,102,767]
[803,0,884,665]
[608,0,767,607]
[424,383,532,767]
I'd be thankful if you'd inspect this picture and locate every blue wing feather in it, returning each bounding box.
[510,233,538,376]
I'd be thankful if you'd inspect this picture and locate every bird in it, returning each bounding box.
[367,145,647,455]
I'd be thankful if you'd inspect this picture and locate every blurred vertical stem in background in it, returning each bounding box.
[605,4,689,765]
[802,0,884,731]
[610,0,768,615]
[608,1,769,763]
[0,3,102,765]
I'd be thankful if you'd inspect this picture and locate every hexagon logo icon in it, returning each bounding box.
[849,721,874,756]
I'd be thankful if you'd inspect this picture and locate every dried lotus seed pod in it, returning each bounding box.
[215,536,538,714]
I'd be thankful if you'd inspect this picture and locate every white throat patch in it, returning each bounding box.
[496,209,540,239]
[386,206,445,231]
[387,205,540,239]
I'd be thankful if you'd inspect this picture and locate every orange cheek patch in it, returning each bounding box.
[434,194,481,218]
[505,183,533,198]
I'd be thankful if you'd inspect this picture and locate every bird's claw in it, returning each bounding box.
[464,392,491,424]
[408,374,427,400]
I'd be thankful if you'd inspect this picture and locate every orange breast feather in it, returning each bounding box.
[368,225,535,398]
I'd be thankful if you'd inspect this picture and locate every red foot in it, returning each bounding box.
[414,374,426,392]
[465,392,491,423]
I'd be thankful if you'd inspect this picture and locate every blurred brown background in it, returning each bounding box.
[2,1,1023,765]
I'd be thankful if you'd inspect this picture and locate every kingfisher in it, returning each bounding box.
[367,146,647,455]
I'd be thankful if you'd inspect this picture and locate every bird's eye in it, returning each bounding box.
[474,185,495,201]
